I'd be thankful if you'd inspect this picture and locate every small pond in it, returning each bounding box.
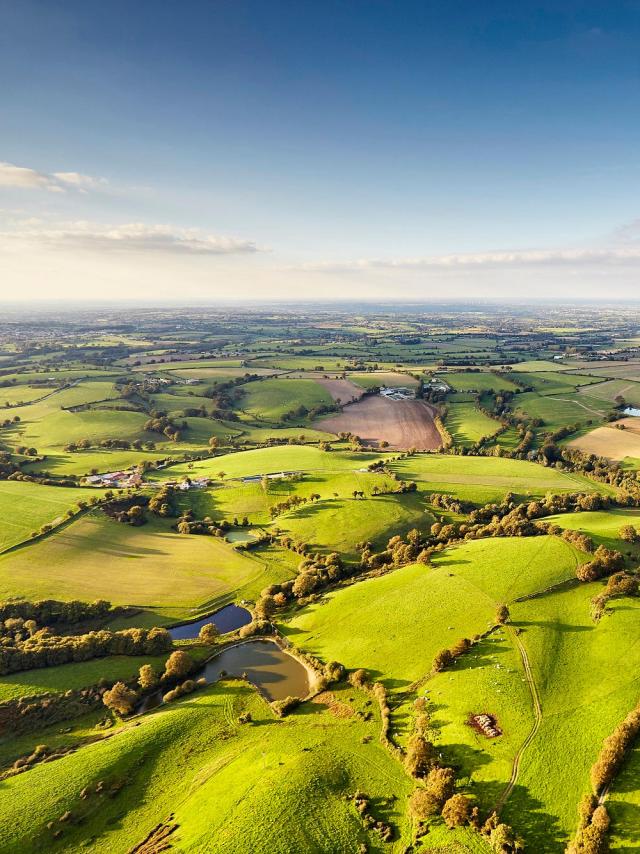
[202,639,310,701]
[623,407,640,417]
[225,530,258,544]
[168,604,252,640]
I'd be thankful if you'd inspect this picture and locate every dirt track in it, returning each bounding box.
[315,395,441,450]
[314,378,365,404]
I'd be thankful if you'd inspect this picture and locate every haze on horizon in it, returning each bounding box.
[2,0,640,302]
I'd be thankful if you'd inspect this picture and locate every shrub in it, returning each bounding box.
[441,794,473,828]
[102,682,138,716]
[163,650,194,680]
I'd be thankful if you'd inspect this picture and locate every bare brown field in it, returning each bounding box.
[314,377,364,404]
[567,418,640,460]
[315,394,441,450]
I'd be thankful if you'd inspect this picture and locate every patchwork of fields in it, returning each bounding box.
[2,311,640,853]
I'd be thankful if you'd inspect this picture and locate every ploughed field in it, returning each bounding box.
[316,395,442,449]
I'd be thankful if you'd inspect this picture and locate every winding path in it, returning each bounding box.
[495,627,543,812]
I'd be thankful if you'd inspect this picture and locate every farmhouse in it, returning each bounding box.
[85,470,143,488]
[379,386,415,401]
[426,377,451,393]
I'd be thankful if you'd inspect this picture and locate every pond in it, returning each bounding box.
[168,604,252,640]
[140,638,310,712]
[225,530,258,544]
[202,639,310,701]
[623,407,640,417]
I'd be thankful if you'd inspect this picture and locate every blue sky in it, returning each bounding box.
[1,0,640,300]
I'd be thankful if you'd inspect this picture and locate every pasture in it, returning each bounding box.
[442,371,518,392]
[238,378,334,422]
[0,681,413,853]
[0,513,294,620]
[444,402,501,446]
[282,536,582,691]
[0,481,106,552]
[387,453,599,504]
[502,588,640,849]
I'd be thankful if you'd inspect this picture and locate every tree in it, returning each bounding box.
[495,603,510,624]
[424,766,455,806]
[138,664,158,690]
[619,524,638,543]
[408,787,440,819]
[404,734,435,777]
[442,794,472,828]
[103,681,138,715]
[432,649,453,673]
[163,650,193,680]
[208,436,219,452]
[199,622,219,644]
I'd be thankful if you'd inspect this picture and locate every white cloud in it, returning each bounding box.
[295,244,640,274]
[0,161,107,193]
[0,218,262,255]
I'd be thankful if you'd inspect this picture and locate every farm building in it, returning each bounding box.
[379,386,415,401]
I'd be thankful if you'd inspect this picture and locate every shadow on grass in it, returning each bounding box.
[499,783,568,853]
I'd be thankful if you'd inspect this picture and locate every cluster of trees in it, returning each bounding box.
[64,438,156,452]
[15,445,38,456]
[175,508,249,536]
[0,451,20,479]
[0,684,105,736]
[269,493,319,519]
[112,504,147,526]
[0,626,172,676]
[575,545,624,582]
[0,598,112,629]
[254,552,347,618]
[428,492,473,514]
[591,572,639,621]
[280,401,338,423]
[144,413,185,442]
[432,636,474,674]
[568,797,610,854]
[148,484,178,517]
[103,650,196,715]
[591,699,640,793]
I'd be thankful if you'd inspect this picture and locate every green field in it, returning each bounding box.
[502,588,640,849]
[0,680,413,853]
[387,453,601,504]
[151,444,384,482]
[0,481,107,551]
[444,402,502,446]
[0,513,294,620]
[441,371,518,392]
[513,391,608,431]
[237,378,334,422]
[282,536,583,691]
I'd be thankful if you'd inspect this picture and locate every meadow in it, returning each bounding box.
[387,454,601,504]
[444,402,501,446]
[0,681,413,854]
[0,513,295,621]
[0,481,106,551]
[282,536,583,691]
